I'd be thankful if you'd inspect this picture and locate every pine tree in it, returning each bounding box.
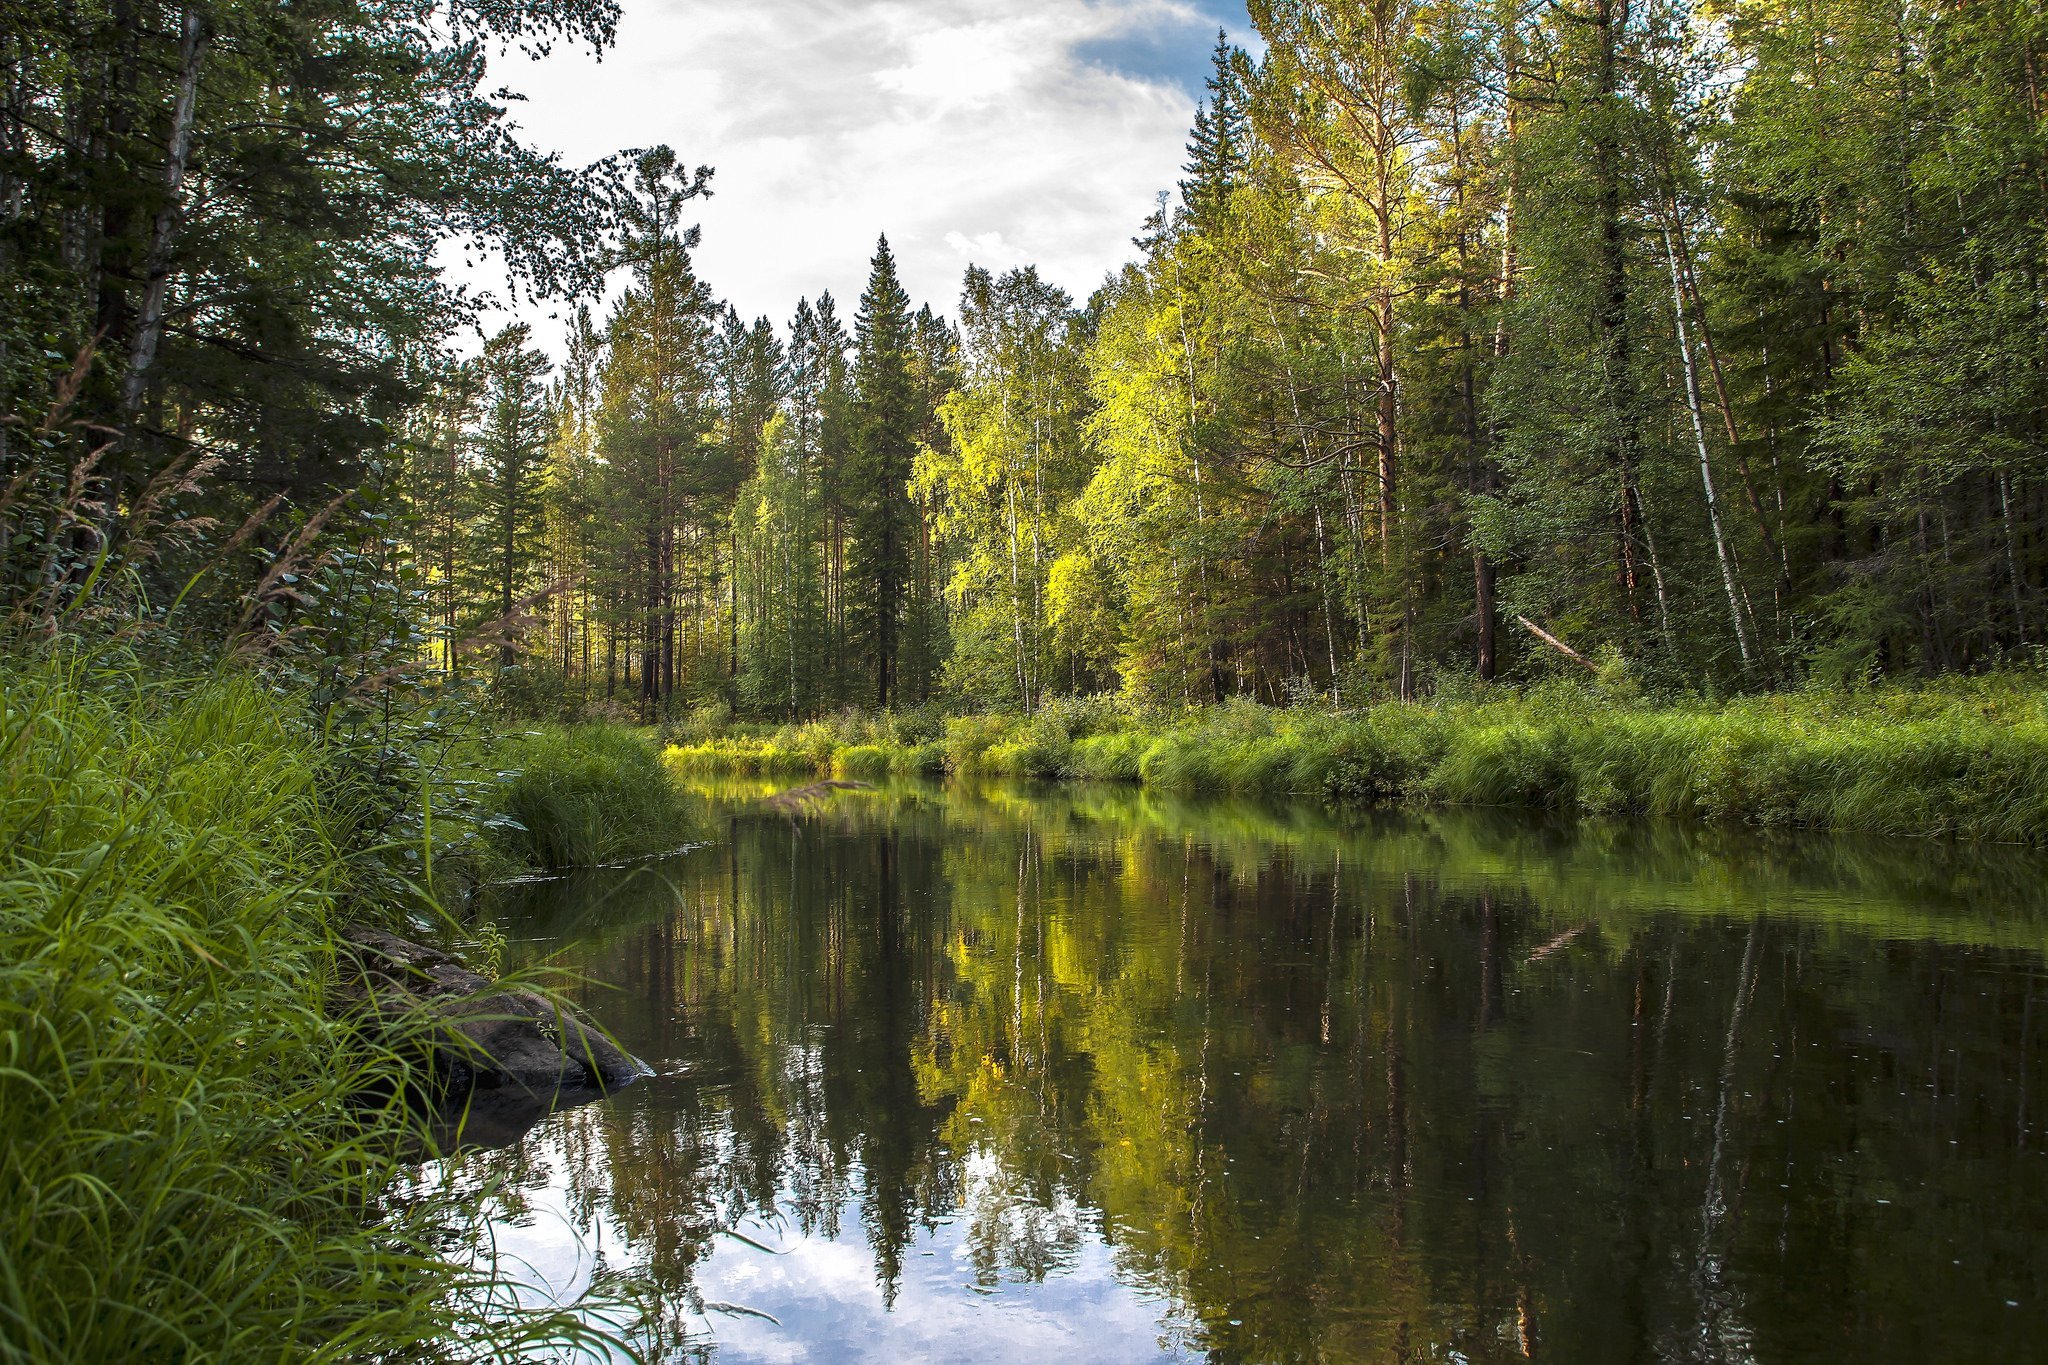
[598,148,717,715]
[812,292,858,703]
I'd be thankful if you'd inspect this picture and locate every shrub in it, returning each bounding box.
[944,713,1018,772]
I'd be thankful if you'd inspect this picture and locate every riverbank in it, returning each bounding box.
[663,679,2048,843]
[0,652,632,1360]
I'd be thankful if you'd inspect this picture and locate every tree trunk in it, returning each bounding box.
[1664,224,1755,669]
[115,8,208,440]
[1592,0,1645,628]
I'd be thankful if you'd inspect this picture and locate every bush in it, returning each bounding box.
[659,699,735,746]
[944,713,1018,772]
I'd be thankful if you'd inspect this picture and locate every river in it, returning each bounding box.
[443,778,2048,1362]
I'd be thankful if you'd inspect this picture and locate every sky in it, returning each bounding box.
[475,0,1251,354]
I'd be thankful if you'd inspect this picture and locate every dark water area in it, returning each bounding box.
[448,780,2048,1362]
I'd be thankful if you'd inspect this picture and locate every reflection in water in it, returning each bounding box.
[452,782,2048,1362]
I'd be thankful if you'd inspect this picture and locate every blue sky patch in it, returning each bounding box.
[1072,2,1252,95]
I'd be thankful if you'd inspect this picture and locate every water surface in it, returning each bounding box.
[453,780,2048,1362]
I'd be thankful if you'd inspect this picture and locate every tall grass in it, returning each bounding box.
[662,707,948,781]
[0,651,617,1361]
[483,724,697,873]
[662,679,2048,843]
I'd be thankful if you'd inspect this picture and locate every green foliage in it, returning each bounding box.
[484,724,696,872]
[377,0,2048,720]
[918,267,1096,707]
[1,0,623,602]
[663,678,2048,842]
[0,651,616,1361]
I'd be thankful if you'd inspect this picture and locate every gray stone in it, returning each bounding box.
[335,924,650,1097]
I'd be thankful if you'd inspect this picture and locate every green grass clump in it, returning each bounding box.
[1070,730,1151,780]
[891,740,948,776]
[833,744,894,779]
[0,651,607,1361]
[663,737,824,777]
[486,723,697,871]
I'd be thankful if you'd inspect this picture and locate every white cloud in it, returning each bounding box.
[478,0,1226,350]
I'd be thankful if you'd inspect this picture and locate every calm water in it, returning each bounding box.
[450,780,2048,1362]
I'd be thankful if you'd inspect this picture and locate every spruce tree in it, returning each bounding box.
[472,324,555,668]
[1180,31,1250,233]
[848,237,920,708]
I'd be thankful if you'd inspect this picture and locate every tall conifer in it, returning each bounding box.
[472,324,554,668]
[849,237,919,707]
[1181,31,1250,232]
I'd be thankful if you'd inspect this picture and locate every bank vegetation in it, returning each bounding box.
[664,677,2048,843]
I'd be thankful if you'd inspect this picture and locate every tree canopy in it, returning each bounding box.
[9,0,2044,716]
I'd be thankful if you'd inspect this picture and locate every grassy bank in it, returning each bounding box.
[482,723,697,873]
[663,679,2048,842]
[0,652,619,1361]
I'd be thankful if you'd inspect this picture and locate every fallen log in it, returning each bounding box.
[1515,615,1600,674]
[758,778,875,814]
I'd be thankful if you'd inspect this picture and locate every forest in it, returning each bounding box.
[398,2,2047,718]
[5,1,2045,717]
[3,0,2048,1358]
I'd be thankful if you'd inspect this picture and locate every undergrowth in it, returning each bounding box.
[661,679,2048,843]
[0,650,625,1361]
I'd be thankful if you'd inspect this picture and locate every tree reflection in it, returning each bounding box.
[474,785,2048,1362]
